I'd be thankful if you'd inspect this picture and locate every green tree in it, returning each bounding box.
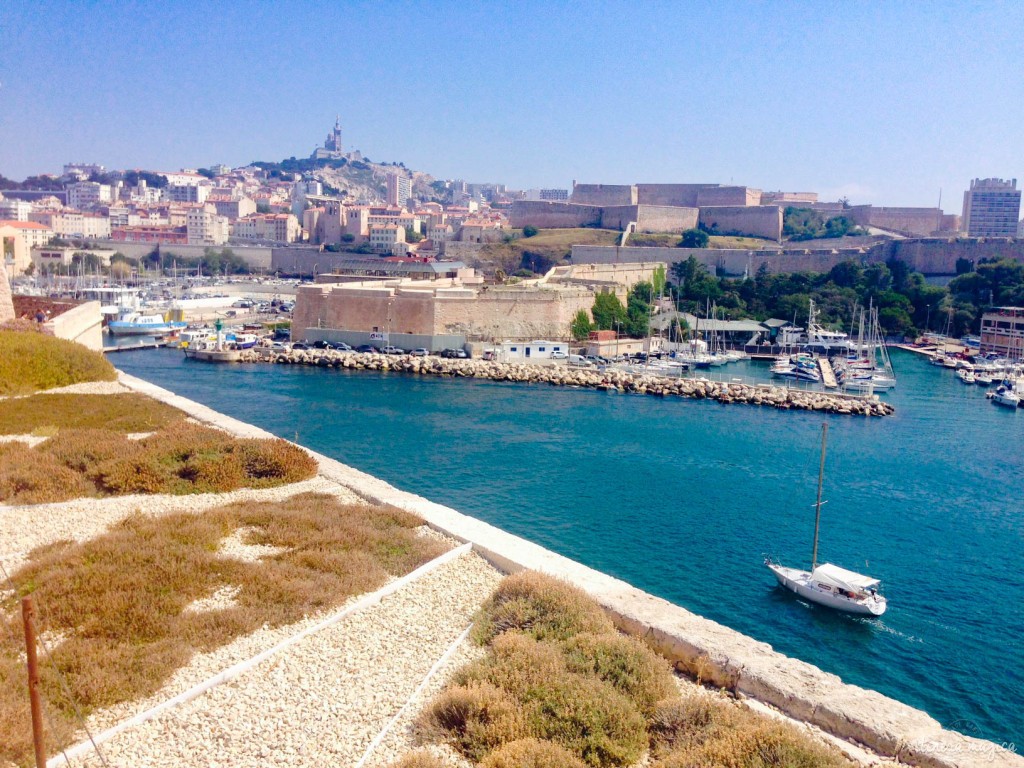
[678,229,709,248]
[591,292,628,331]
[405,227,424,243]
[651,264,667,298]
[522,225,538,238]
[570,309,593,341]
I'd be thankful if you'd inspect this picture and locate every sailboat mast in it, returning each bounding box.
[811,423,828,571]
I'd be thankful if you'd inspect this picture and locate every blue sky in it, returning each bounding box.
[1,1,1021,208]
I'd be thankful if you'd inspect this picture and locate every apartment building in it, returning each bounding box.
[68,181,114,210]
[962,178,1022,237]
[186,205,230,245]
[0,197,33,221]
[980,307,1024,360]
[386,172,412,209]
[0,220,53,251]
[233,213,300,243]
[29,211,111,239]
[369,223,406,253]
[167,183,211,204]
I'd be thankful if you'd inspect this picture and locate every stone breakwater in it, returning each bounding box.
[238,349,895,417]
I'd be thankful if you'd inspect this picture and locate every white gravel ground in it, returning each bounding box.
[64,548,502,768]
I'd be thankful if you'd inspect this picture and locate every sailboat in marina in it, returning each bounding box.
[765,424,888,617]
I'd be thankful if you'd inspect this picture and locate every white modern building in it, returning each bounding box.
[68,181,114,210]
[962,178,1022,237]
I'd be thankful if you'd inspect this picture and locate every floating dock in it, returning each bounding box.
[818,357,838,389]
[102,340,167,353]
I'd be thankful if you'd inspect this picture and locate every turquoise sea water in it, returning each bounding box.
[115,349,1024,747]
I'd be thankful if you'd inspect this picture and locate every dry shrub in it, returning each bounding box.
[457,632,568,699]
[522,673,647,768]
[238,438,318,487]
[0,330,116,396]
[474,571,614,644]
[0,393,182,435]
[654,721,852,768]
[387,749,448,768]
[562,632,676,718]
[480,738,587,768]
[0,493,445,766]
[422,682,527,762]
[649,695,852,768]
[39,428,132,474]
[0,441,94,504]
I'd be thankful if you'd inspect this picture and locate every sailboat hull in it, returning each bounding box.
[767,563,887,616]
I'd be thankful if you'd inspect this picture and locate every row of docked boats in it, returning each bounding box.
[932,350,1024,408]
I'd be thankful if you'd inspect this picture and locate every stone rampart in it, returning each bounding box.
[94,241,273,270]
[696,186,762,207]
[632,205,699,233]
[846,205,945,237]
[699,205,783,240]
[569,183,637,206]
[636,183,714,207]
[875,238,1024,274]
[510,200,602,229]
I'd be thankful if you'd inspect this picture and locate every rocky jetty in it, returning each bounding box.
[239,349,894,416]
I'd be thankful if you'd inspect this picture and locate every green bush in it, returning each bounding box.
[522,674,647,767]
[0,330,116,395]
[562,632,676,718]
[457,632,567,698]
[474,571,614,644]
[480,738,587,768]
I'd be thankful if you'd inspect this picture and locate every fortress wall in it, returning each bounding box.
[846,205,946,237]
[696,186,762,207]
[434,288,591,339]
[876,238,1024,274]
[698,205,783,240]
[117,373,1024,768]
[510,200,602,229]
[633,204,699,233]
[569,183,637,206]
[571,245,869,277]
[636,183,714,207]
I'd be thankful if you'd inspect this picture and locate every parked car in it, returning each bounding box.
[440,348,469,359]
[381,345,405,355]
[550,350,568,360]
[291,342,311,350]
[333,342,353,351]
[355,344,378,353]
[312,340,335,349]
[568,354,593,368]
[410,348,429,356]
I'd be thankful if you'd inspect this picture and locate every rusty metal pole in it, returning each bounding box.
[22,597,46,768]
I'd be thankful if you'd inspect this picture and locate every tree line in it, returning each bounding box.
[572,256,1024,340]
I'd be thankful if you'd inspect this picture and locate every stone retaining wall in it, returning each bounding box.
[116,371,1021,768]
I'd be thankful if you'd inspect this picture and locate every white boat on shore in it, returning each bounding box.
[765,424,888,617]
[108,311,187,336]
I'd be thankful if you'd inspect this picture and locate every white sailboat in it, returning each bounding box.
[765,424,888,617]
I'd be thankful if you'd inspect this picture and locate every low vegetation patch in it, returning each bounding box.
[649,695,851,767]
[0,392,182,435]
[0,493,448,766]
[0,330,116,396]
[0,420,317,504]
[419,571,853,768]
